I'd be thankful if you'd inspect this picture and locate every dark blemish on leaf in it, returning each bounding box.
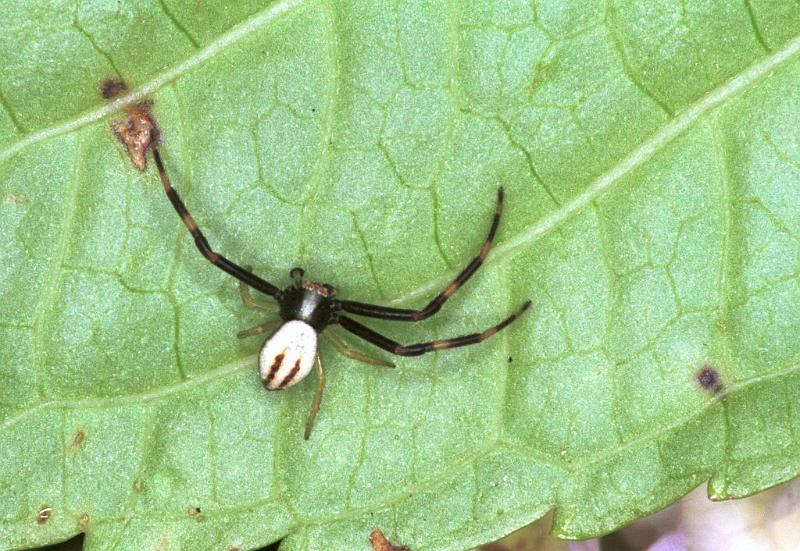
[370,529,410,551]
[101,78,128,99]
[188,506,204,521]
[111,101,161,171]
[697,365,724,394]
[507,356,513,363]
[37,506,52,524]
[69,430,86,452]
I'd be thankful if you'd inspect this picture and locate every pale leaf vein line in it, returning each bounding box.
[390,33,800,305]
[0,0,306,164]
[0,354,255,431]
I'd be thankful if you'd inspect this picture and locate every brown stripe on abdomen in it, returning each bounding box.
[266,353,285,385]
[278,360,302,389]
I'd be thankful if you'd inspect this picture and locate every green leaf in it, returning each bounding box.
[2,1,800,550]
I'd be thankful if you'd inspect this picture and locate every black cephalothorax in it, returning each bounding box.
[278,274,338,331]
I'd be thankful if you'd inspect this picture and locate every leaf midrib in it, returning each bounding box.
[393,32,800,305]
[0,4,797,298]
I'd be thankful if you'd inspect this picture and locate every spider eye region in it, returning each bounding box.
[259,320,318,390]
[280,282,336,330]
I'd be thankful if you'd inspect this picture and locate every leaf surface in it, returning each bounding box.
[1,1,800,550]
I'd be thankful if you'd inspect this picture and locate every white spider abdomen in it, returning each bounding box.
[259,320,318,390]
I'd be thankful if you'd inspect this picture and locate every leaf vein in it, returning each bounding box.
[390,33,800,307]
[604,0,675,117]
[156,0,200,49]
[31,134,83,401]
[0,0,307,165]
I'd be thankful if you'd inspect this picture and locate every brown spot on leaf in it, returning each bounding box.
[101,78,128,99]
[507,356,513,363]
[697,365,724,394]
[188,506,204,521]
[371,529,410,551]
[716,318,729,332]
[78,513,90,529]
[111,102,160,171]
[3,194,25,205]
[69,430,86,452]
[37,506,52,524]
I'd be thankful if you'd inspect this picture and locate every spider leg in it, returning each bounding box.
[304,356,326,440]
[152,149,282,298]
[239,266,279,312]
[337,187,504,321]
[338,300,531,356]
[324,331,395,367]
[237,319,282,339]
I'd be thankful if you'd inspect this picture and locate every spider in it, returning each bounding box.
[151,148,531,439]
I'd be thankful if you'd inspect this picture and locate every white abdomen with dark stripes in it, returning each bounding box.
[259,320,318,390]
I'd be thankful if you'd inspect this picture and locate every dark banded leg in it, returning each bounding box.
[152,149,282,298]
[338,187,505,321]
[338,300,531,356]
[304,356,326,440]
